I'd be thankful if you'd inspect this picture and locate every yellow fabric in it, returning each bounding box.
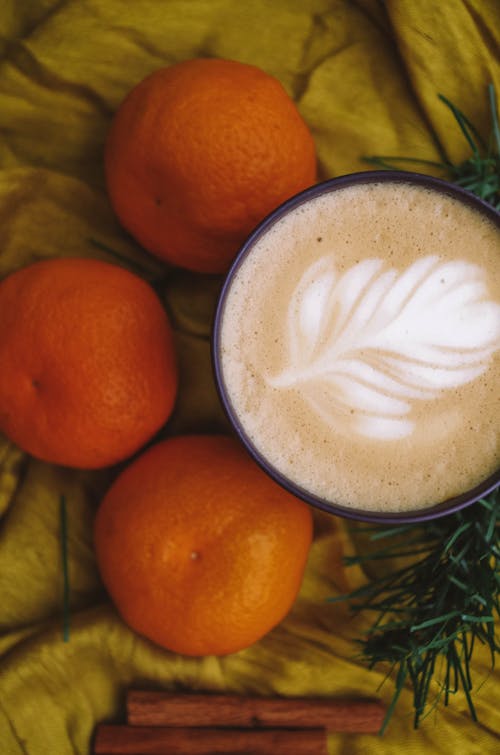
[0,1,499,753]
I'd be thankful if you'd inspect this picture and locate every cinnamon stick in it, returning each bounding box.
[93,724,328,754]
[127,691,386,734]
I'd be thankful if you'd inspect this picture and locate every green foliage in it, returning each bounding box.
[365,84,500,209]
[335,493,499,732]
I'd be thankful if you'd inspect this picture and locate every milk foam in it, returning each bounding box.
[218,181,500,512]
[268,254,500,440]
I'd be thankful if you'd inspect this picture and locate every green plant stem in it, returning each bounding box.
[60,495,70,642]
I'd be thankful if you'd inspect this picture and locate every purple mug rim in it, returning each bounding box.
[212,170,500,524]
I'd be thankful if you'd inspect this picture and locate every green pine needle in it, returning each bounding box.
[60,494,70,642]
[337,86,500,732]
[364,83,500,209]
[334,493,499,733]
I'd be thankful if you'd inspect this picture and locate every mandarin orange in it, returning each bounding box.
[0,257,177,468]
[94,434,313,656]
[105,57,316,273]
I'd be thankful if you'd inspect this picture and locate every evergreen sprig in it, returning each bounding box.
[337,85,500,732]
[364,83,500,209]
[335,492,499,733]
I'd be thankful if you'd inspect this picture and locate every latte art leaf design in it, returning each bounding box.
[268,255,500,440]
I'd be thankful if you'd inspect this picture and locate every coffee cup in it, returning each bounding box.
[212,171,500,523]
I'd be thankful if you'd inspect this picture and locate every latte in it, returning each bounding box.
[215,176,500,514]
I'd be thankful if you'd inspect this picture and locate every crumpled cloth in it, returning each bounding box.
[0,2,499,753]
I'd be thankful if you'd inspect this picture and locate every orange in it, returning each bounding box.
[94,435,313,656]
[105,57,317,273]
[0,257,177,469]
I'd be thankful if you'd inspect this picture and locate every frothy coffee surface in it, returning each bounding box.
[218,182,500,512]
